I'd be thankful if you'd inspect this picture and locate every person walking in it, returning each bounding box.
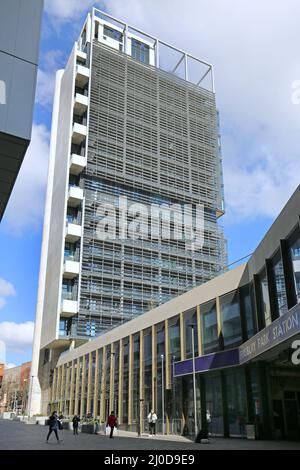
[147,410,158,436]
[106,411,117,439]
[46,411,62,443]
[72,414,81,436]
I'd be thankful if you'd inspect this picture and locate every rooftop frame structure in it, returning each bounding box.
[91,7,215,93]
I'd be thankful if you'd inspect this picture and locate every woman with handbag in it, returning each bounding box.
[106,411,118,439]
[46,411,63,443]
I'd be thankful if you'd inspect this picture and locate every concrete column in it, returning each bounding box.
[128,336,133,425]
[109,344,115,415]
[93,350,99,418]
[74,358,80,415]
[51,368,57,404]
[118,340,123,425]
[100,346,107,423]
[64,364,70,416]
[80,355,86,418]
[197,304,203,355]
[165,319,170,434]
[69,360,75,417]
[86,352,92,414]
[27,70,64,417]
[151,325,157,412]
[139,331,144,434]
[60,365,66,413]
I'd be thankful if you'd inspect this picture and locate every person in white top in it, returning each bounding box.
[147,410,158,436]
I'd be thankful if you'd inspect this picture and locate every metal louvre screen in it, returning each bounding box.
[76,40,226,336]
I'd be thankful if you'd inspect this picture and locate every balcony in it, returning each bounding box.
[68,186,84,207]
[76,49,87,64]
[61,299,78,318]
[63,260,80,279]
[74,93,88,115]
[70,153,87,175]
[75,64,90,87]
[72,122,87,145]
[65,221,82,242]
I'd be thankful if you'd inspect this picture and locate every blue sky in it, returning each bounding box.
[1,0,300,367]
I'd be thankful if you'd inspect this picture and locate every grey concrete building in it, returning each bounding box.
[29,8,227,415]
[0,0,44,220]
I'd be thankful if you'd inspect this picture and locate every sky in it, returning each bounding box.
[1,0,300,367]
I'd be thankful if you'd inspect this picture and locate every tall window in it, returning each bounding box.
[132,334,140,423]
[259,270,272,327]
[156,323,165,433]
[122,338,129,424]
[201,301,219,354]
[220,290,242,349]
[290,236,300,301]
[239,283,256,339]
[184,308,198,359]
[131,38,150,64]
[273,254,288,317]
[143,329,152,416]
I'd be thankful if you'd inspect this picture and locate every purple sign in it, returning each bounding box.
[174,348,240,377]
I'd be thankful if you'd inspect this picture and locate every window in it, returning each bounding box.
[290,236,300,301]
[168,316,180,361]
[220,290,242,349]
[59,318,71,337]
[143,329,152,416]
[131,38,150,64]
[273,254,288,317]
[201,300,219,354]
[184,308,198,359]
[259,270,272,326]
[239,283,256,339]
[103,25,123,42]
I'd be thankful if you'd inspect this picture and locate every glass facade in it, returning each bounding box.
[156,323,165,433]
[51,215,300,440]
[273,254,288,317]
[290,236,300,301]
[143,329,152,417]
[201,300,219,354]
[184,308,198,358]
[205,375,223,436]
[132,334,140,423]
[259,270,272,327]
[220,290,242,349]
[131,38,150,64]
[226,369,247,437]
[239,283,256,340]
[122,338,129,424]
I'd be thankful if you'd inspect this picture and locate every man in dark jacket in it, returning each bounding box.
[72,415,80,435]
[106,411,117,438]
[46,411,62,443]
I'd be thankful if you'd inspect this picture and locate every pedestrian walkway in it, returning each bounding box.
[1,419,300,450]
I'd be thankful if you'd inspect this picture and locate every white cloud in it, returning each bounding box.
[44,0,96,22]
[0,278,16,310]
[31,0,300,222]
[0,321,34,355]
[36,50,64,107]
[5,363,17,370]
[100,0,300,222]
[2,124,50,235]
